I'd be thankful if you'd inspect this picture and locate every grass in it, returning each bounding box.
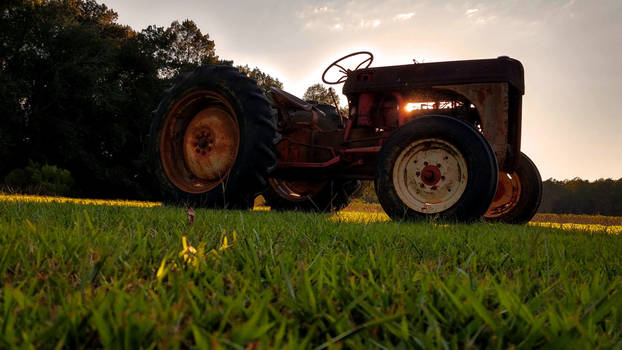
[1,198,622,348]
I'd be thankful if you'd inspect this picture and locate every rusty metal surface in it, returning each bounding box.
[182,107,238,181]
[270,87,313,111]
[437,83,510,167]
[343,56,524,95]
[160,90,239,194]
[485,171,522,218]
[272,55,526,181]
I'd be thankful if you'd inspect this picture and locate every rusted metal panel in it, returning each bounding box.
[182,107,239,181]
[343,57,524,96]
[435,83,509,167]
[274,56,525,178]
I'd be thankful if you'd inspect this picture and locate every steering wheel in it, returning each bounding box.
[322,51,374,85]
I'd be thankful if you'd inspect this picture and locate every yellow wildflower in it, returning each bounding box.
[180,236,199,267]
[218,231,237,251]
[219,236,230,251]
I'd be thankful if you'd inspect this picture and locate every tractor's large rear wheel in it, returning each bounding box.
[375,115,498,222]
[484,152,542,224]
[263,178,360,212]
[149,65,277,208]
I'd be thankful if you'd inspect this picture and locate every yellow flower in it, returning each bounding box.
[180,236,199,266]
[218,231,237,251]
[219,236,230,251]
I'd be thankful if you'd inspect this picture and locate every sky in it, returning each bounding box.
[102,0,622,181]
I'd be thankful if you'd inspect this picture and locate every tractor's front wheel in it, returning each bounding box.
[263,179,360,212]
[375,115,498,222]
[149,65,277,208]
[484,152,542,224]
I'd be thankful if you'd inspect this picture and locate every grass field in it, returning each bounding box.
[1,195,622,348]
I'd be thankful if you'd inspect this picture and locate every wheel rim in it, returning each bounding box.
[393,138,468,214]
[268,179,326,202]
[160,90,240,194]
[484,171,521,218]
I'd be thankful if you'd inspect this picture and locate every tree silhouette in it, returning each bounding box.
[236,65,283,92]
[539,178,622,216]
[303,83,340,105]
[140,20,226,79]
[0,0,282,199]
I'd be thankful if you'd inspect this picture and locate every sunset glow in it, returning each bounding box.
[404,101,455,112]
[101,0,622,181]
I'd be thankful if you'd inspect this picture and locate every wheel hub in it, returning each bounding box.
[485,172,521,218]
[192,129,215,155]
[183,107,239,182]
[393,138,468,213]
[159,90,240,194]
[420,165,442,186]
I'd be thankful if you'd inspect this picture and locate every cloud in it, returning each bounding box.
[475,15,497,25]
[332,23,343,31]
[394,12,415,21]
[360,19,381,28]
[314,6,329,14]
[464,8,495,24]
[296,5,331,19]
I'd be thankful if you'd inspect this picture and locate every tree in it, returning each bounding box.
[303,83,339,105]
[139,19,227,79]
[0,1,214,198]
[0,0,284,199]
[0,0,168,198]
[236,65,283,93]
[539,177,622,216]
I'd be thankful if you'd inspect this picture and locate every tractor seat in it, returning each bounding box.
[270,87,313,111]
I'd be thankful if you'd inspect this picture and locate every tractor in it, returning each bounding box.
[149,51,542,224]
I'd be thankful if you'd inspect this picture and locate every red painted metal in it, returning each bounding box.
[356,93,374,127]
[277,156,341,168]
[342,146,381,154]
[420,165,442,186]
[269,54,525,181]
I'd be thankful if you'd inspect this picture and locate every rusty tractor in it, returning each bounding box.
[150,51,542,223]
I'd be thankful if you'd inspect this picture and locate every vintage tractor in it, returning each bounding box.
[149,51,542,224]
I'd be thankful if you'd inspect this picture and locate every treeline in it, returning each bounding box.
[539,178,622,216]
[0,0,281,199]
